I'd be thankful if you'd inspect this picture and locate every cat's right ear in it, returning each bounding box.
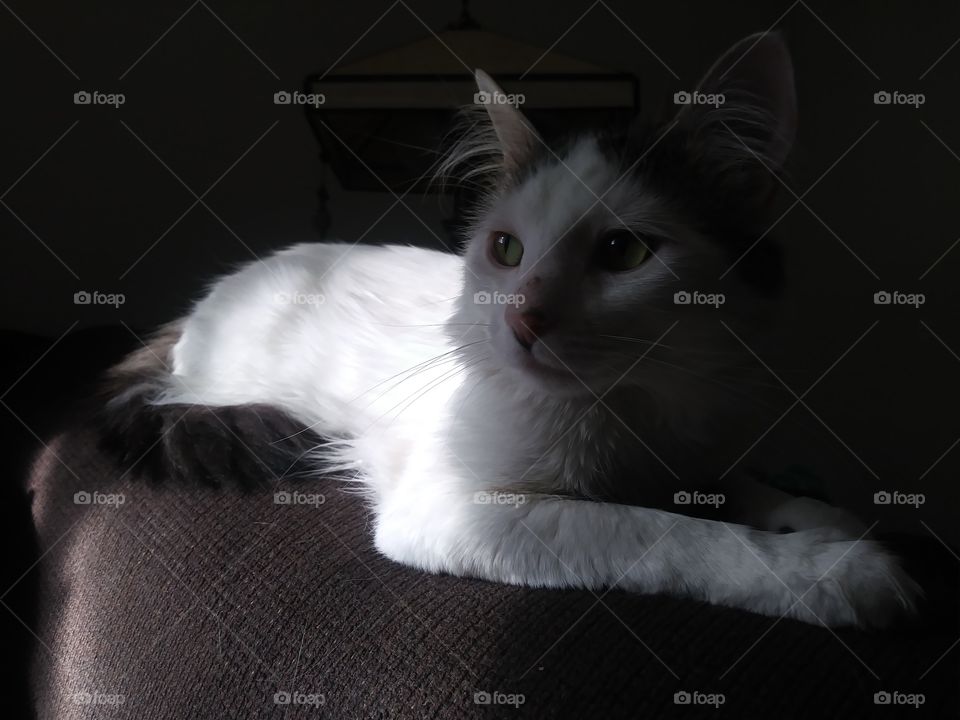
[474,70,541,174]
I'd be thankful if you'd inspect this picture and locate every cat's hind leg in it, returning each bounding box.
[719,474,869,539]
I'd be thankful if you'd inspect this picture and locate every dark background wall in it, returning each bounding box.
[2,1,959,541]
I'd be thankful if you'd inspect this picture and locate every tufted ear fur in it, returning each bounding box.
[433,71,543,197]
[473,69,542,175]
[676,32,797,209]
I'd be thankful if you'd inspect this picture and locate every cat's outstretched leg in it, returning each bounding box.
[374,486,918,628]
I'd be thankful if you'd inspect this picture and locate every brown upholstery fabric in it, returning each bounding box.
[26,424,960,719]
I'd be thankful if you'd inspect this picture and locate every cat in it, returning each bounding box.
[102,32,918,628]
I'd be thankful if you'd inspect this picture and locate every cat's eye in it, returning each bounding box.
[489,232,524,267]
[595,231,652,272]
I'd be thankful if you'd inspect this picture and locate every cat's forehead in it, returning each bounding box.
[499,137,659,242]
[516,137,616,206]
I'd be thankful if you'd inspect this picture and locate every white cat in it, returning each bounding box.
[105,33,918,628]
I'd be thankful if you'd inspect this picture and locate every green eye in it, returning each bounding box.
[490,232,524,267]
[595,231,652,271]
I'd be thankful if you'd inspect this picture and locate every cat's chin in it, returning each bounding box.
[507,351,592,397]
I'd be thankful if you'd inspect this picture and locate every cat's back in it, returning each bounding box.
[167,242,465,424]
[215,241,461,304]
[183,241,462,347]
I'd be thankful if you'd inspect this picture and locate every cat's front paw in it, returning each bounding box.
[778,531,920,628]
[766,496,868,539]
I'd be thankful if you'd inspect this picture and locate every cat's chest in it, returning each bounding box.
[443,375,689,501]
[454,389,649,493]
[527,407,622,493]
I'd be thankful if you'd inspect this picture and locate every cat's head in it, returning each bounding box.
[448,33,797,400]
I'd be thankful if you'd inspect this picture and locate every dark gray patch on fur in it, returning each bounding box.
[101,320,182,401]
[97,321,324,488]
[598,116,787,297]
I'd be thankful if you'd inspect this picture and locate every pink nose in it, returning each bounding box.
[506,310,548,350]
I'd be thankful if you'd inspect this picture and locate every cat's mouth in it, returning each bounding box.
[497,326,586,389]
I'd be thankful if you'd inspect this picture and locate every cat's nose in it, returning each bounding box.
[506,309,548,350]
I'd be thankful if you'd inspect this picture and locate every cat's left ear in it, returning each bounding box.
[475,70,541,174]
[678,32,797,186]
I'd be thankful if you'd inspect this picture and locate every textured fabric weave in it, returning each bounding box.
[26,425,959,719]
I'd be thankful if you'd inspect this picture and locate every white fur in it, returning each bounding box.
[141,36,918,628]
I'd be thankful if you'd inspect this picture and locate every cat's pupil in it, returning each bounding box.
[596,232,649,271]
[608,236,628,255]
